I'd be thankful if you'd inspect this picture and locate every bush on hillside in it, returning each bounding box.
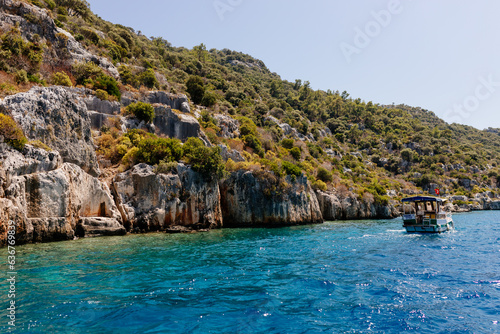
[126,102,155,123]
[0,114,27,151]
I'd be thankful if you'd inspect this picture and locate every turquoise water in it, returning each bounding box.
[2,211,500,333]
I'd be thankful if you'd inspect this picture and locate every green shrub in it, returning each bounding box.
[243,134,262,155]
[72,61,103,85]
[126,102,155,123]
[136,137,183,165]
[81,28,100,44]
[282,161,302,177]
[201,90,218,107]
[14,69,28,84]
[186,75,205,104]
[290,147,301,160]
[45,0,56,10]
[52,71,72,87]
[313,179,327,191]
[28,73,45,85]
[281,138,294,149]
[118,65,136,86]
[139,68,158,88]
[317,167,333,183]
[94,75,121,99]
[183,137,225,180]
[0,114,27,151]
[121,147,139,166]
[95,89,108,101]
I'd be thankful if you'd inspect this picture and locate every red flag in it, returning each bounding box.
[435,188,440,196]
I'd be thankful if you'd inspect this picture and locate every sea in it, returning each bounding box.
[2,211,499,333]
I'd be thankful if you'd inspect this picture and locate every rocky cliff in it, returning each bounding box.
[220,171,323,227]
[113,163,222,233]
[0,86,100,176]
[316,191,398,220]
[0,85,399,247]
[0,143,125,245]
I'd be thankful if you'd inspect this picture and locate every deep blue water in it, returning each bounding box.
[2,211,500,333]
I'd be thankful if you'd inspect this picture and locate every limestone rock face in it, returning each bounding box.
[0,144,124,246]
[153,106,201,142]
[316,191,398,220]
[113,163,222,232]
[315,191,342,220]
[219,171,323,227]
[488,201,500,210]
[214,114,240,138]
[0,144,62,177]
[0,86,99,176]
[146,91,190,111]
[119,91,206,143]
[218,144,245,162]
[84,96,121,115]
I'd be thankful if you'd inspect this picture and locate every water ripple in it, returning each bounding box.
[2,212,499,333]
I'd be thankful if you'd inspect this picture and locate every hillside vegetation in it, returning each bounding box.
[2,0,500,204]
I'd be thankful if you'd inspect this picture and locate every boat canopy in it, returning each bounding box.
[402,196,447,203]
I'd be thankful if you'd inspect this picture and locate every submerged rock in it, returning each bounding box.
[219,171,323,227]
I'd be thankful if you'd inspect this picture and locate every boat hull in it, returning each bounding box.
[403,220,454,233]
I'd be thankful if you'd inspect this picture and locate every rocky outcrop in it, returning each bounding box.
[219,171,323,227]
[316,191,398,220]
[152,106,201,142]
[214,114,240,138]
[84,96,121,115]
[0,86,100,176]
[121,91,190,113]
[146,91,190,113]
[218,144,245,162]
[0,144,124,246]
[113,163,222,232]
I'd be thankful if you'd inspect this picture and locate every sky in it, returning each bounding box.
[85,0,500,130]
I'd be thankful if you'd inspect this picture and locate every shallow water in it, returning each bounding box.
[2,211,499,333]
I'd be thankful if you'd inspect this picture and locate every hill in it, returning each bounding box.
[2,0,500,230]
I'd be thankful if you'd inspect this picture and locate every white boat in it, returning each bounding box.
[401,196,453,233]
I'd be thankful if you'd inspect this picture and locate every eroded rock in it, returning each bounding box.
[113,163,222,232]
[219,171,323,227]
[1,86,100,176]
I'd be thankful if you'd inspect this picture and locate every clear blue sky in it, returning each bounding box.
[86,0,500,130]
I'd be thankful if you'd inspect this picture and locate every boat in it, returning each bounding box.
[401,196,454,233]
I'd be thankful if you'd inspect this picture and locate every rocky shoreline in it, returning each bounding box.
[0,86,400,247]
[0,86,498,247]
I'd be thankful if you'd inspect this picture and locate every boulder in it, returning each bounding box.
[0,86,100,176]
[113,163,222,232]
[219,171,323,227]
